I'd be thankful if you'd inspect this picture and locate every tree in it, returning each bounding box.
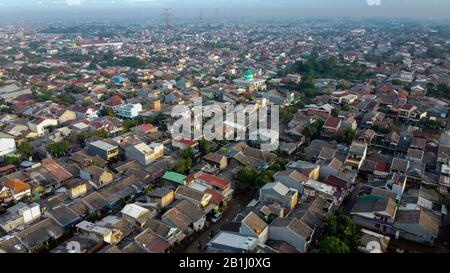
[181,148,194,160]
[94,129,109,138]
[319,236,350,253]
[4,155,21,166]
[122,119,138,132]
[46,140,69,157]
[17,141,33,158]
[175,158,192,175]
[198,138,210,155]
[334,128,357,145]
[256,170,275,187]
[323,213,360,252]
[236,167,257,191]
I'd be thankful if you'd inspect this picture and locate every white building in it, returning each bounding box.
[28,117,58,136]
[0,133,16,157]
[233,70,267,91]
[115,103,143,119]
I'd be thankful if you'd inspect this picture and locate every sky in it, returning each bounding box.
[0,0,449,22]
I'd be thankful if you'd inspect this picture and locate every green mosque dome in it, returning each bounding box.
[243,70,254,80]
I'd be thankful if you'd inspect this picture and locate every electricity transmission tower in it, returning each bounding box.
[162,8,173,34]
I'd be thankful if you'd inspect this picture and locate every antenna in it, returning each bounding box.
[199,9,204,24]
[162,8,173,34]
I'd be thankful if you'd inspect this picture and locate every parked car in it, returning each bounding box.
[212,212,222,223]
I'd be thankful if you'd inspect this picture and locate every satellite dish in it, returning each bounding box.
[66,241,82,253]
[366,240,382,253]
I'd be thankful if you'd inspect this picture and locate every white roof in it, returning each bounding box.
[121,204,149,219]
[209,231,258,251]
[262,182,289,196]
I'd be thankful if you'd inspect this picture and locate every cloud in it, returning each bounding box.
[66,0,84,5]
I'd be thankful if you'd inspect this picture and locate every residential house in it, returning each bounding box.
[350,195,397,234]
[203,153,228,170]
[80,166,114,189]
[0,203,41,232]
[15,218,64,252]
[3,179,31,202]
[125,142,164,166]
[175,186,211,209]
[87,140,119,161]
[65,179,88,199]
[393,209,440,245]
[273,170,308,194]
[322,116,342,137]
[239,211,269,244]
[0,133,16,157]
[195,173,233,201]
[28,116,58,136]
[286,160,320,180]
[115,103,143,119]
[146,188,174,209]
[259,182,298,210]
[345,141,368,170]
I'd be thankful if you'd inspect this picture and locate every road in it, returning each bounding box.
[176,190,255,253]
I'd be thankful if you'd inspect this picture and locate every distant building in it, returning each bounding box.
[233,70,267,92]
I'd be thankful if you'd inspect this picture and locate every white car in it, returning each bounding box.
[211,212,222,223]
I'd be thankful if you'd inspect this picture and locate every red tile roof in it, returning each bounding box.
[197,174,230,190]
[204,189,225,205]
[42,158,73,183]
[323,116,341,129]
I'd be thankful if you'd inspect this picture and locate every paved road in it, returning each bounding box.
[177,190,255,253]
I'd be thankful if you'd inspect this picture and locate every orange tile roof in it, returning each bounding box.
[4,179,31,194]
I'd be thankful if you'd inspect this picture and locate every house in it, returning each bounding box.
[286,160,320,180]
[203,153,228,170]
[303,180,340,205]
[102,95,123,110]
[0,133,16,157]
[162,199,206,233]
[172,137,198,150]
[3,179,31,202]
[322,116,342,136]
[15,218,64,252]
[125,142,164,166]
[70,105,99,121]
[239,211,269,244]
[146,188,174,209]
[0,203,41,232]
[131,124,158,135]
[81,192,108,214]
[80,166,114,189]
[115,103,143,119]
[144,219,186,246]
[46,204,82,228]
[207,231,259,253]
[87,140,119,161]
[259,182,298,210]
[393,209,440,245]
[195,173,233,201]
[75,220,119,244]
[319,158,344,179]
[273,170,307,194]
[345,141,368,170]
[121,204,151,226]
[134,228,169,253]
[358,229,390,253]
[268,217,314,253]
[161,171,189,188]
[175,186,211,209]
[65,179,87,199]
[28,116,58,136]
[350,195,397,234]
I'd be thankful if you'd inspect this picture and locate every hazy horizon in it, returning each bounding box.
[0,0,449,23]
